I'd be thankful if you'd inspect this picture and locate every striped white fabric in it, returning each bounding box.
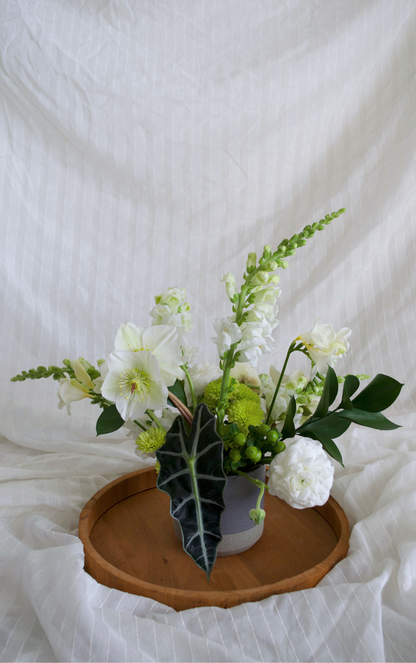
[1,0,415,660]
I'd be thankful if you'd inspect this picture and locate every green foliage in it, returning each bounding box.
[156,403,226,580]
[295,367,403,466]
[96,404,125,436]
[10,365,72,382]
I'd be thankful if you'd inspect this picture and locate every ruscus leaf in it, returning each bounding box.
[312,366,339,419]
[281,396,296,440]
[351,374,404,412]
[96,404,125,436]
[338,409,401,430]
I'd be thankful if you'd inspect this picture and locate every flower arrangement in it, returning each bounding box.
[12,208,403,579]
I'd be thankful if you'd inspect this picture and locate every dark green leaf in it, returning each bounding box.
[96,404,125,436]
[339,375,360,409]
[156,403,226,580]
[281,396,296,440]
[351,374,404,412]
[313,366,339,419]
[167,379,188,408]
[338,409,401,430]
[298,412,351,439]
[302,430,344,466]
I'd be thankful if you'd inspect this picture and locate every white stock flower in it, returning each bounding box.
[101,350,168,421]
[267,436,334,509]
[184,362,223,404]
[212,318,242,358]
[150,288,193,335]
[299,321,352,375]
[115,323,184,386]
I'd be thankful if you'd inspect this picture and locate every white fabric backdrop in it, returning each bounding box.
[1,1,416,660]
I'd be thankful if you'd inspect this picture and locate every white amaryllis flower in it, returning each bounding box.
[184,362,223,404]
[101,351,168,421]
[115,323,184,387]
[212,318,242,358]
[267,436,334,509]
[298,321,352,376]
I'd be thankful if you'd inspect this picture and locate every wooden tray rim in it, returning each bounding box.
[79,467,350,604]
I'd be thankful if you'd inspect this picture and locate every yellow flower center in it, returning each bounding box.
[119,369,150,401]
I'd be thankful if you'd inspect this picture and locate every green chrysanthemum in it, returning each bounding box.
[202,377,228,410]
[231,382,260,403]
[226,398,264,434]
[202,377,260,411]
[135,427,166,456]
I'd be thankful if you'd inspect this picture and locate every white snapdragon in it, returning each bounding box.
[237,323,272,364]
[267,436,334,509]
[183,362,223,404]
[299,321,352,376]
[115,323,184,386]
[220,273,237,301]
[212,318,242,358]
[101,350,168,421]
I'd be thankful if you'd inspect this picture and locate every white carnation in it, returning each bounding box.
[267,436,334,509]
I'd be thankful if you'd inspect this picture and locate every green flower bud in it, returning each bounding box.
[251,271,270,286]
[265,260,278,271]
[249,508,266,525]
[263,245,271,258]
[246,252,257,270]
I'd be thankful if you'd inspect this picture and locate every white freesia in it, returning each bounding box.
[212,318,242,358]
[57,373,92,414]
[184,362,223,404]
[115,323,184,386]
[299,321,351,376]
[101,350,168,421]
[267,436,334,509]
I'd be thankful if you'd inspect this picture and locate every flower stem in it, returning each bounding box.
[265,341,296,425]
[234,470,269,510]
[134,419,146,432]
[181,364,197,411]
[145,409,164,429]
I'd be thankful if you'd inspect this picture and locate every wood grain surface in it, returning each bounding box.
[79,467,350,611]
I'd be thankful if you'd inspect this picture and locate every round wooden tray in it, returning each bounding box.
[79,467,349,611]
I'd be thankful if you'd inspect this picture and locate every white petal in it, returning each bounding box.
[115,323,144,352]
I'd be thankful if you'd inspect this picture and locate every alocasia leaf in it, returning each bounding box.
[156,403,226,580]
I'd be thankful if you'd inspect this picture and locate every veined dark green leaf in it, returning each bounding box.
[338,409,401,430]
[297,412,351,439]
[304,430,344,466]
[339,375,360,410]
[313,366,339,419]
[156,403,226,580]
[167,379,188,408]
[351,374,404,412]
[96,404,125,436]
[281,396,296,440]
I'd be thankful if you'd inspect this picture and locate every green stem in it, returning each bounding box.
[182,364,197,411]
[146,409,164,429]
[216,289,248,436]
[265,341,296,426]
[134,419,146,432]
[234,470,269,509]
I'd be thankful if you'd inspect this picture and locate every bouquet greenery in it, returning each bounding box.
[12,208,403,579]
